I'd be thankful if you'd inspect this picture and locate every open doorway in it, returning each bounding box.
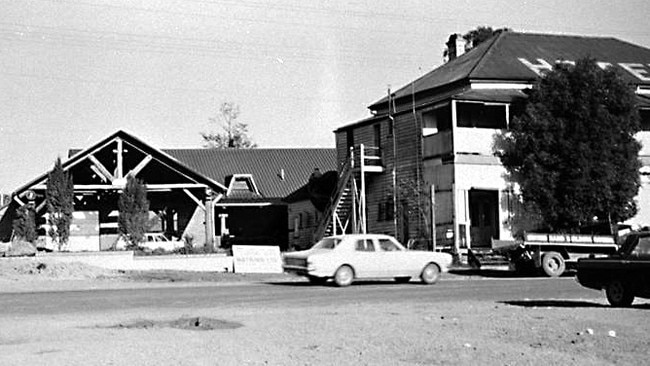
[469,189,499,248]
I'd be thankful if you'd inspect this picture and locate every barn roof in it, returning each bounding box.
[165,148,337,200]
[371,32,650,110]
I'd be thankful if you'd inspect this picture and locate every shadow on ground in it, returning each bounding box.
[500,299,650,309]
[264,279,431,287]
[448,268,576,279]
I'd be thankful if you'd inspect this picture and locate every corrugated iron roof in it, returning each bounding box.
[165,148,337,199]
[371,32,650,110]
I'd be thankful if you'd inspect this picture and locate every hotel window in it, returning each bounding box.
[456,102,507,129]
[422,104,451,136]
[640,109,650,131]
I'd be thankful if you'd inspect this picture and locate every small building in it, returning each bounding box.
[166,148,336,251]
[330,31,650,255]
[0,130,336,252]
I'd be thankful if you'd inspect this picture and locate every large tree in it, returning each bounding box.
[202,102,257,149]
[444,26,510,61]
[462,26,509,49]
[496,58,641,233]
[118,175,150,249]
[46,157,74,249]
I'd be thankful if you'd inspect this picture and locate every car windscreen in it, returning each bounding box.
[312,237,342,249]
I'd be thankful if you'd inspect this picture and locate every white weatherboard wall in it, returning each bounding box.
[454,159,514,243]
[37,251,234,272]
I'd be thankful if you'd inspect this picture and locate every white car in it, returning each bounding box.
[141,233,184,251]
[115,233,184,252]
[282,234,453,286]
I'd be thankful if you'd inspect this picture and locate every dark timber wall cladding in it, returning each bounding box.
[335,130,350,168]
[335,110,426,243]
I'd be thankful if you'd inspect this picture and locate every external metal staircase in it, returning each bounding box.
[313,144,383,242]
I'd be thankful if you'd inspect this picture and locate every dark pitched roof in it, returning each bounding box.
[14,130,227,196]
[165,148,337,199]
[371,32,650,110]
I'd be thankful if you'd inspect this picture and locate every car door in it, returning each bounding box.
[349,238,382,278]
[376,238,409,277]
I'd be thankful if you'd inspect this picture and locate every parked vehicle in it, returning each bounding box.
[576,231,650,307]
[116,233,184,252]
[490,232,619,277]
[141,233,184,251]
[282,234,453,287]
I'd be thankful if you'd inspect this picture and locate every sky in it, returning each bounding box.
[1,0,650,193]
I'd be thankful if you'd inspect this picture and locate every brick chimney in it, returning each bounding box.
[445,33,467,62]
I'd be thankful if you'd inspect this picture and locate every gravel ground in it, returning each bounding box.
[0,257,299,293]
[1,257,649,365]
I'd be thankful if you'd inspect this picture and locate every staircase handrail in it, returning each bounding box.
[313,157,354,241]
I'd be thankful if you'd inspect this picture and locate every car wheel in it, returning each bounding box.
[541,252,565,277]
[307,276,327,285]
[606,280,634,307]
[394,277,411,284]
[420,263,441,285]
[333,265,354,287]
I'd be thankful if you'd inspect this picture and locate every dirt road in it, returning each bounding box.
[1,265,648,365]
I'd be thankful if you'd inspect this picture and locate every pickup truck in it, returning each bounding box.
[576,231,650,307]
[488,232,618,277]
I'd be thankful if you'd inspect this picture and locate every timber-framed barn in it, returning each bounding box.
[0,130,336,252]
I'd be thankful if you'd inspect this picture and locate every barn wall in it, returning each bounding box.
[287,199,323,250]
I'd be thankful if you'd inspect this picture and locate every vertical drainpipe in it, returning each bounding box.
[349,146,356,236]
[360,144,367,234]
[502,104,510,241]
[451,99,460,256]
[389,88,398,239]
[204,188,215,252]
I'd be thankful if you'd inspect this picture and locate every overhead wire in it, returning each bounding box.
[0,22,432,69]
[19,0,650,39]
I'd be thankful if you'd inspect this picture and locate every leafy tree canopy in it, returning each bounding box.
[444,26,510,61]
[462,26,510,48]
[202,102,257,149]
[496,58,641,233]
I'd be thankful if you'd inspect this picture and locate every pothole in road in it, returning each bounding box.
[107,317,243,331]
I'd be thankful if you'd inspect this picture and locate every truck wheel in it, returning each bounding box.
[541,252,565,277]
[606,280,634,307]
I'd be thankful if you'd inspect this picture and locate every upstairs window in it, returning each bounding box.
[374,124,381,149]
[422,104,451,136]
[457,102,507,129]
[641,109,650,131]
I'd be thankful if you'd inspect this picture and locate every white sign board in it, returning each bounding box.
[232,245,283,273]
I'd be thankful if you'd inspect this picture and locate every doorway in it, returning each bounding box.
[468,189,499,248]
